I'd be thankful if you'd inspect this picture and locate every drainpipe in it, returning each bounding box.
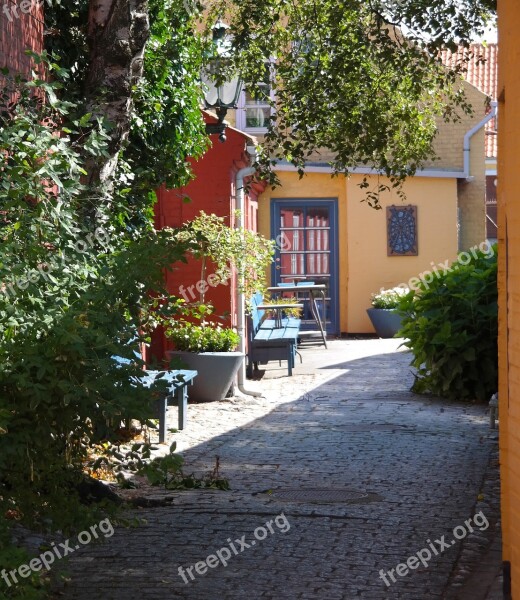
[463,100,497,181]
[235,147,262,397]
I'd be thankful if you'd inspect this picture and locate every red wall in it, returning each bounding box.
[151,117,261,361]
[0,3,44,76]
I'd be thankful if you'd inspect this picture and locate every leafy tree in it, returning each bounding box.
[44,0,208,218]
[126,0,209,197]
[214,0,495,203]
[42,0,496,209]
[178,211,275,303]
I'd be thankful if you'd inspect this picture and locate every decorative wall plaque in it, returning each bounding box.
[386,205,418,256]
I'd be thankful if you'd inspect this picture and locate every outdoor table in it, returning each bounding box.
[267,284,328,348]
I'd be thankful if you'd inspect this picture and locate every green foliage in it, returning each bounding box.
[263,295,303,317]
[179,211,275,302]
[166,321,240,352]
[126,0,209,195]
[43,0,495,209]
[140,451,230,491]
[397,247,498,401]
[0,70,198,540]
[215,0,494,205]
[371,286,409,309]
[44,0,208,213]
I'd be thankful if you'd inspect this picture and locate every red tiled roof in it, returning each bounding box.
[441,44,498,159]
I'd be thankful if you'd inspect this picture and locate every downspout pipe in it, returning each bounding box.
[235,154,262,397]
[463,100,497,181]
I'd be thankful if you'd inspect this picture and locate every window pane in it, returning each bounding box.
[245,86,270,104]
[306,253,329,274]
[280,208,303,228]
[306,207,329,227]
[245,107,270,128]
[279,253,305,276]
[279,229,303,252]
[307,229,329,251]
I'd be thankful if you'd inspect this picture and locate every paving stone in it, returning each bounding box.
[52,338,501,600]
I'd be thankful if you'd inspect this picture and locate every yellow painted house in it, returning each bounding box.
[228,76,491,334]
[498,1,520,597]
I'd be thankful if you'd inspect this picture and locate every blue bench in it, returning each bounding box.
[113,352,197,443]
[137,370,197,442]
[247,293,302,376]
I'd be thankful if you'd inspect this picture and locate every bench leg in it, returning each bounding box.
[287,344,293,376]
[175,386,188,431]
[157,395,168,444]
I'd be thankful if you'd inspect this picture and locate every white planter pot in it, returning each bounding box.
[166,351,244,402]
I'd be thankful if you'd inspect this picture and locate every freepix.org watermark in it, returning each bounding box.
[1,518,115,588]
[378,510,489,588]
[178,512,291,583]
[1,0,53,22]
[179,270,230,302]
[394,240,495,293]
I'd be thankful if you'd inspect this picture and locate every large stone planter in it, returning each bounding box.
[366,308,403,338]
[166,351,244,402]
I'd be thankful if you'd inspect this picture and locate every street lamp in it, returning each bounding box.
[202,21,243,143]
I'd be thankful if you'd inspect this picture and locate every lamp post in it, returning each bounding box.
[202,21,243,143]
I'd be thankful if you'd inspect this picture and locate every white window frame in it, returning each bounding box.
[235,60,275,134]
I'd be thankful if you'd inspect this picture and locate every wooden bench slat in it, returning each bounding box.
[259,317,300,329]
[256,303,303,310]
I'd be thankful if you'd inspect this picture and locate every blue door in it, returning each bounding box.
[271,199,339,335]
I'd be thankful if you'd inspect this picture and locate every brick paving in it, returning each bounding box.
[54,339,501,600]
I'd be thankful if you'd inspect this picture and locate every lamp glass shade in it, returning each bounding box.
[219,75,243,106]
[202,62,242,109]
[202,67,219,106]
[202,21,243,111]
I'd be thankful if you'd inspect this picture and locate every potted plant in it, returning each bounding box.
[366,286,408,338]
[165,317,243,402]
[162,212,274,399]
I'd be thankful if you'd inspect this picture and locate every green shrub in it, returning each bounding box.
[397,246,497,401]
[166,321,240,352]
[0,67,199,554]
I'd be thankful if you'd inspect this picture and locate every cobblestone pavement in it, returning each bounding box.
[54,339,500,600]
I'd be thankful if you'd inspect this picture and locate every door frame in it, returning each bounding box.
[270,198,339,335]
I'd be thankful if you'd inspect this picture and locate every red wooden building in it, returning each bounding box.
[151,113,262,361]
[0,2,44,76]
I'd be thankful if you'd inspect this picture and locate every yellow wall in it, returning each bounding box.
[429,81,487,171]
[258,171,459,334]
[498,0,520,595]
[347,174,459,332]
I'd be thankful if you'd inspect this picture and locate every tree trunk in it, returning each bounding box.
[84,0,150,194]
